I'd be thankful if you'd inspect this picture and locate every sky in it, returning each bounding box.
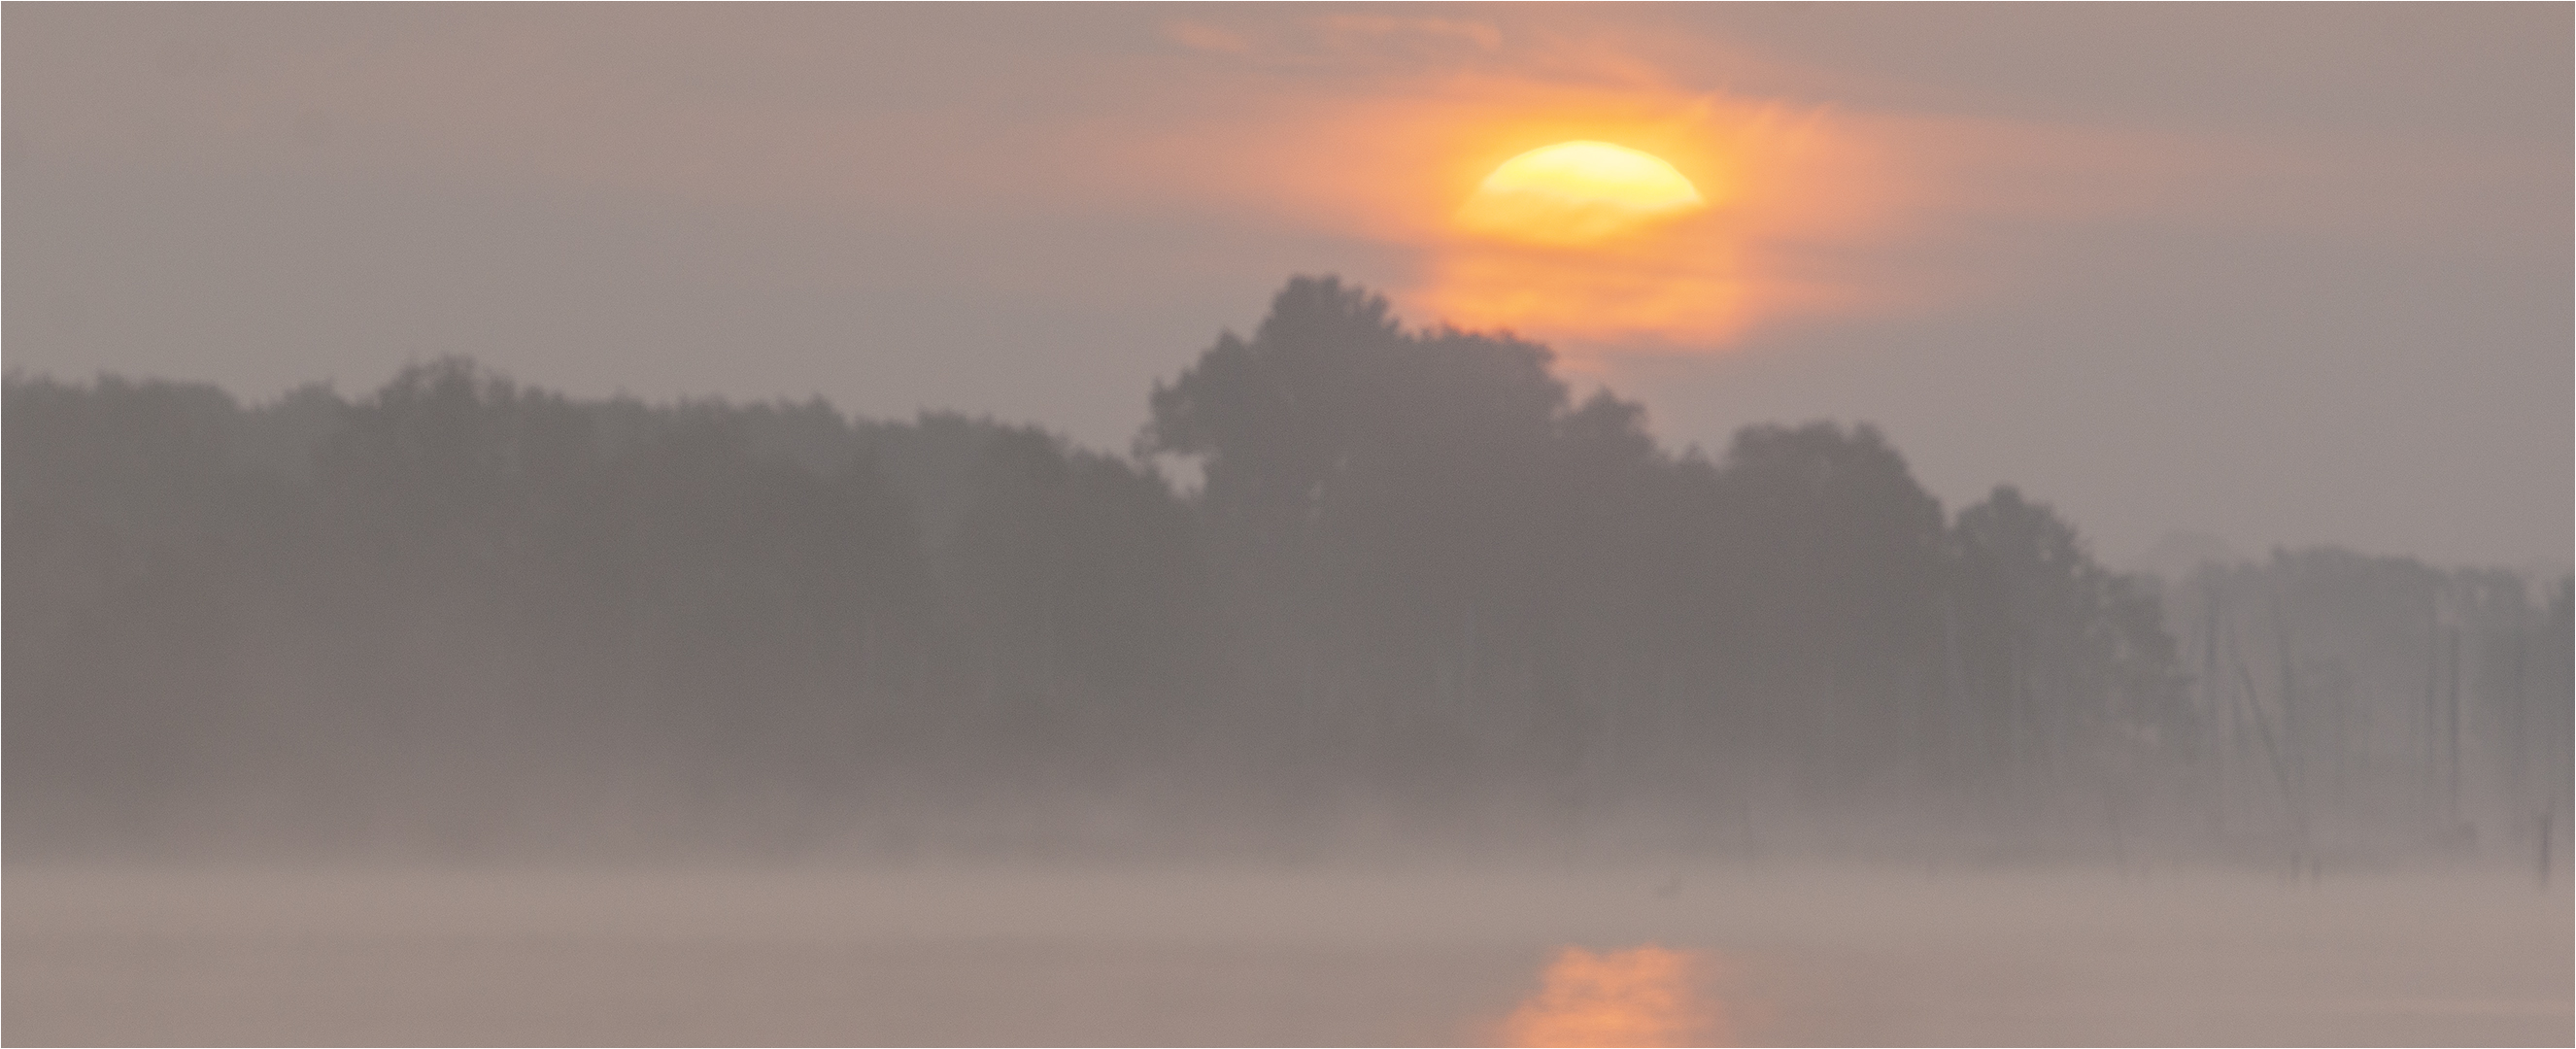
[6,4,2567,571]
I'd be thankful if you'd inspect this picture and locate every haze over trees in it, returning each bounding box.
[8,277,2566,863]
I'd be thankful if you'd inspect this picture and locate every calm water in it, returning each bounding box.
[7,863,2567,1045]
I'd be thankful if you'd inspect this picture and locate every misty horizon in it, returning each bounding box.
[10,276,2569,1046]
[7,6,2567,1046]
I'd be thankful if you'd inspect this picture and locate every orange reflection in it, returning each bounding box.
[1498,944,1722,1048]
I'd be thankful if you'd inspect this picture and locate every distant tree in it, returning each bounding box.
[1701,423,1950,790]
[315,356,592,569]
[2538,578,2574,827]
[3,373,258,829]
[1144,277,1606,795]
[944,426,1215,779]
[1950,487,2189,802]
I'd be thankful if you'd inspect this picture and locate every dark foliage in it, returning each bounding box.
[8,278,2558,860]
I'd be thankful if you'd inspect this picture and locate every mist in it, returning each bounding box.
[7,276,2569,1044]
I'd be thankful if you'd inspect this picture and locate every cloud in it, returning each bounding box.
[1161,13,1507,69]
[1311,15,1505,54]
[1161,20,1250,56]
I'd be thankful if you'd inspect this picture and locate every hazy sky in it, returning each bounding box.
[6,4,2567,569]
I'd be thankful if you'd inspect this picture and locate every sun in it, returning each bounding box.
[1455,141,1707,247]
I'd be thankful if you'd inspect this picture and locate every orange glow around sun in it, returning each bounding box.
[1416,110,1781,355]
[1119,67,1915,355]
[1377,90,1903,355]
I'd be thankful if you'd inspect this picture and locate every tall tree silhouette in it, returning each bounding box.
[1951,487,2189,809]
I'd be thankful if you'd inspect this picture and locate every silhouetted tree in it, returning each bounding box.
[1950,487,2189,805]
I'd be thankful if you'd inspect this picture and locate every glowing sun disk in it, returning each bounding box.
[1456,141,1706,246]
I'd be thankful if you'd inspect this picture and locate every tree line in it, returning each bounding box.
[7,276,2563,860]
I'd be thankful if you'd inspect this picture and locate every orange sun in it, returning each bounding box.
[1456,141,1708,246]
